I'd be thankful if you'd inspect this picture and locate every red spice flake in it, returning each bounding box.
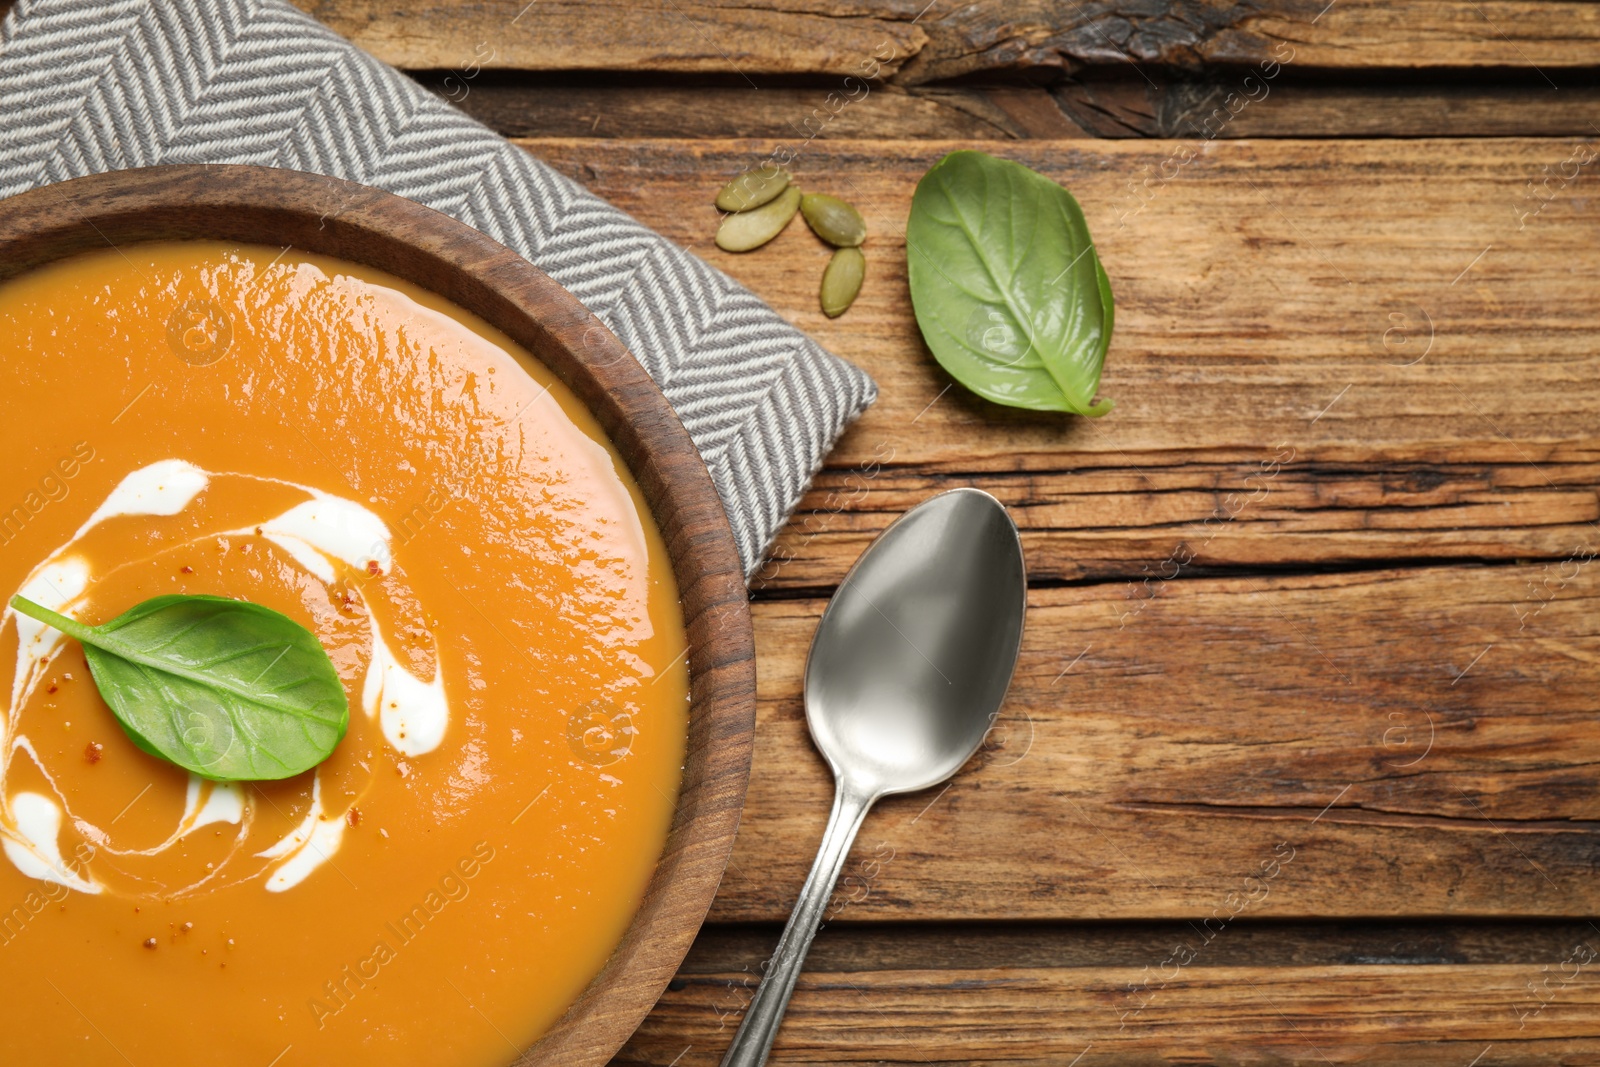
[46,680,58,694]
[366,559,382,577]
[179,565,194,574]
[346,807,361,827]
[84,742,103,765]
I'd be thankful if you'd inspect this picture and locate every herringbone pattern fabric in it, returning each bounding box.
[0,0,877,578]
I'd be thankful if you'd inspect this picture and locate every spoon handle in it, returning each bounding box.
[718,780,875,1067]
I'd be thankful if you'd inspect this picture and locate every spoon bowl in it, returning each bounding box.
[805,487,1028,796]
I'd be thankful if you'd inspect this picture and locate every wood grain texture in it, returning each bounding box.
[429,78,1031,141]
[681,919,1600,970]
[638,921,1600,1062]
[621,960,1600,1065]
[688,921,1600,972]
[1054,73,1600,139]
[293,0,928,78]
[430,75,1600,142]
[0,165,756,1067]
[295,0,1600,80]
[521,137,1600,590]
[757,460,1600,589]
[712,563,1600,924]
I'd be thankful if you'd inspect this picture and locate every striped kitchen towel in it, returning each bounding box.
[0,0,877,579]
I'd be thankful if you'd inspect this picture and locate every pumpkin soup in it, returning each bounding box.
[0,242,690,1066]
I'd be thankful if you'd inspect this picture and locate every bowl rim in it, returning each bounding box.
[0,164,756,1066]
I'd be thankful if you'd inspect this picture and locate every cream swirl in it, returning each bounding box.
[0,460,448,896]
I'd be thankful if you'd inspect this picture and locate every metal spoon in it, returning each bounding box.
[719,487,1028,1067]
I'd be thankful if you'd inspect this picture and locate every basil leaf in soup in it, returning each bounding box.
[906,150,1115,416]
[9,593,348,782]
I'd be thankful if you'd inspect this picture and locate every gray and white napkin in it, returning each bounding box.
[0,0,877,578]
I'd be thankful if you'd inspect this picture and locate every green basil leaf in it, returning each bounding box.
[906,149,1115,416]
[10,594,348,782]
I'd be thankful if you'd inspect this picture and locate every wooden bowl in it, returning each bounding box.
[0,165,756,1066]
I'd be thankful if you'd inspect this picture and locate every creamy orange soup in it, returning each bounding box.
[0,242,689,1065]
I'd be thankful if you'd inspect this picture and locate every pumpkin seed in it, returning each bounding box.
[801,193,866,247]
[714,166,791,212]
[819,246,865,318]
[716,186,802,252]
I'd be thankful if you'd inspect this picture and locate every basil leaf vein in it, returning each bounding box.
[906,149,1115,416]
[10,593,349,782]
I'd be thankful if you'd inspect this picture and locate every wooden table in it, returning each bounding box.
[103,1,1600,1061]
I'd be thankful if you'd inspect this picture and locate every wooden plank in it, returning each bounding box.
[756,460,1600,588]
[1055,73,1600,139]
[622,958,1600,1064]
[642,922,1599,1065]
[525,137,1600,467]
[293,0,928,78]
[678,921,1600,979]
[908,1,1600,84]
[15,3,1600,141]
[681,919,1600,970]
[296,0,1600,80]
[629,922,1600,1063]
[428,79,1029,140]
[709,563,1600,923]
[1253,1,1600,76]
[8,3,1598,139]
[415,74,1600,142]
[904,1,1600,85]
